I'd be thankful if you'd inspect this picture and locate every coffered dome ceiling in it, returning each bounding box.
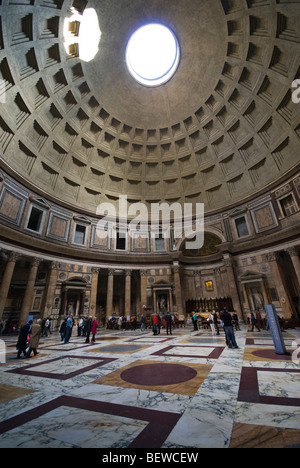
[0,0,299,216]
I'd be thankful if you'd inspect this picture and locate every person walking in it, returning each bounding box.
[26,319,42,358]
[233,312,241,331]
[220,309,239,349]
[165,312,173,335]
[16,320,32,358]
[91,317,99,342]
[251,312,261,332]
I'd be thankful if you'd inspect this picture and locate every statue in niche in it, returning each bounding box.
[67,302,75,315]
[159,296,167,312]
[253,291,264,310]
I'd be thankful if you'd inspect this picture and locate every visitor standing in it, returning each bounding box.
[59,318,66,342]
[164,312,173,335]
[152,314,159,335]
[64,315,73,343]
[192,312,198,331]
[140,316,146,332]
[213,310,220,335]
[208,311,216,336]
[91,317,99,342]
[233,312,241,331]
[84,316,92,343]
[122,315,127,331]
[157,314,161,334]
[220,309,239,349]
[78,317,83,336]
[42,317,50,337]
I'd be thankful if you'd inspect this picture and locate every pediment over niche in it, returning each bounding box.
[29,197,50,209]
[73,215,91,224]
[152,279,173,289]
[240,271,265,283]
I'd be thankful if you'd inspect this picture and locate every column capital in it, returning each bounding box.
[91,267,100,275]
[49,261,60,270]
[286,246,299,258]
[8,251,21,263]
[108,269,114,276]
[223,257,233,268]
[266,252,280,262]
[31,257,42,267]
[125,269,132,276]
[140,270,148,277]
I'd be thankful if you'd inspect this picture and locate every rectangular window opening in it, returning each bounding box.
[27,206,43,232]
[74,224,86,245]
[235,216,249,238]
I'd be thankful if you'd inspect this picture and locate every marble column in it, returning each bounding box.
[267,252,293,318]
[223,254,243,319]
[125,270,132,317]
[241,282,251,313]
[90,267,100,318]
[173,264,184,316]
[286,247,300,286]
[215,268,223,298]
[0,252,20,320]
[79,291,86,316]
[42,261,59,319]
[60,289,68,316]
[140,270,147,310]
[106,269,114,321]
[19,257,42,326]
[261,280,270,306]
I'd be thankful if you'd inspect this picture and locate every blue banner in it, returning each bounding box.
[265,304,290,355]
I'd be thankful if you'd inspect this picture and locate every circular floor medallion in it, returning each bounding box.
[120,363,197,386]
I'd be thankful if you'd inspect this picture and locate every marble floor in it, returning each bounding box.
[0,324,299,449]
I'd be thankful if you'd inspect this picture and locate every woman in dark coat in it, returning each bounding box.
[16,320,32,358]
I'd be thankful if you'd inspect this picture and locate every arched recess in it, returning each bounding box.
[177,228,225,258]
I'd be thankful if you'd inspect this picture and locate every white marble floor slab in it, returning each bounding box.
[257,370,300,399]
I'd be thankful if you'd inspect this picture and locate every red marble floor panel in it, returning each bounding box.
[238,367,300,407]
[7,356,116,380]
[0,396,181,448]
